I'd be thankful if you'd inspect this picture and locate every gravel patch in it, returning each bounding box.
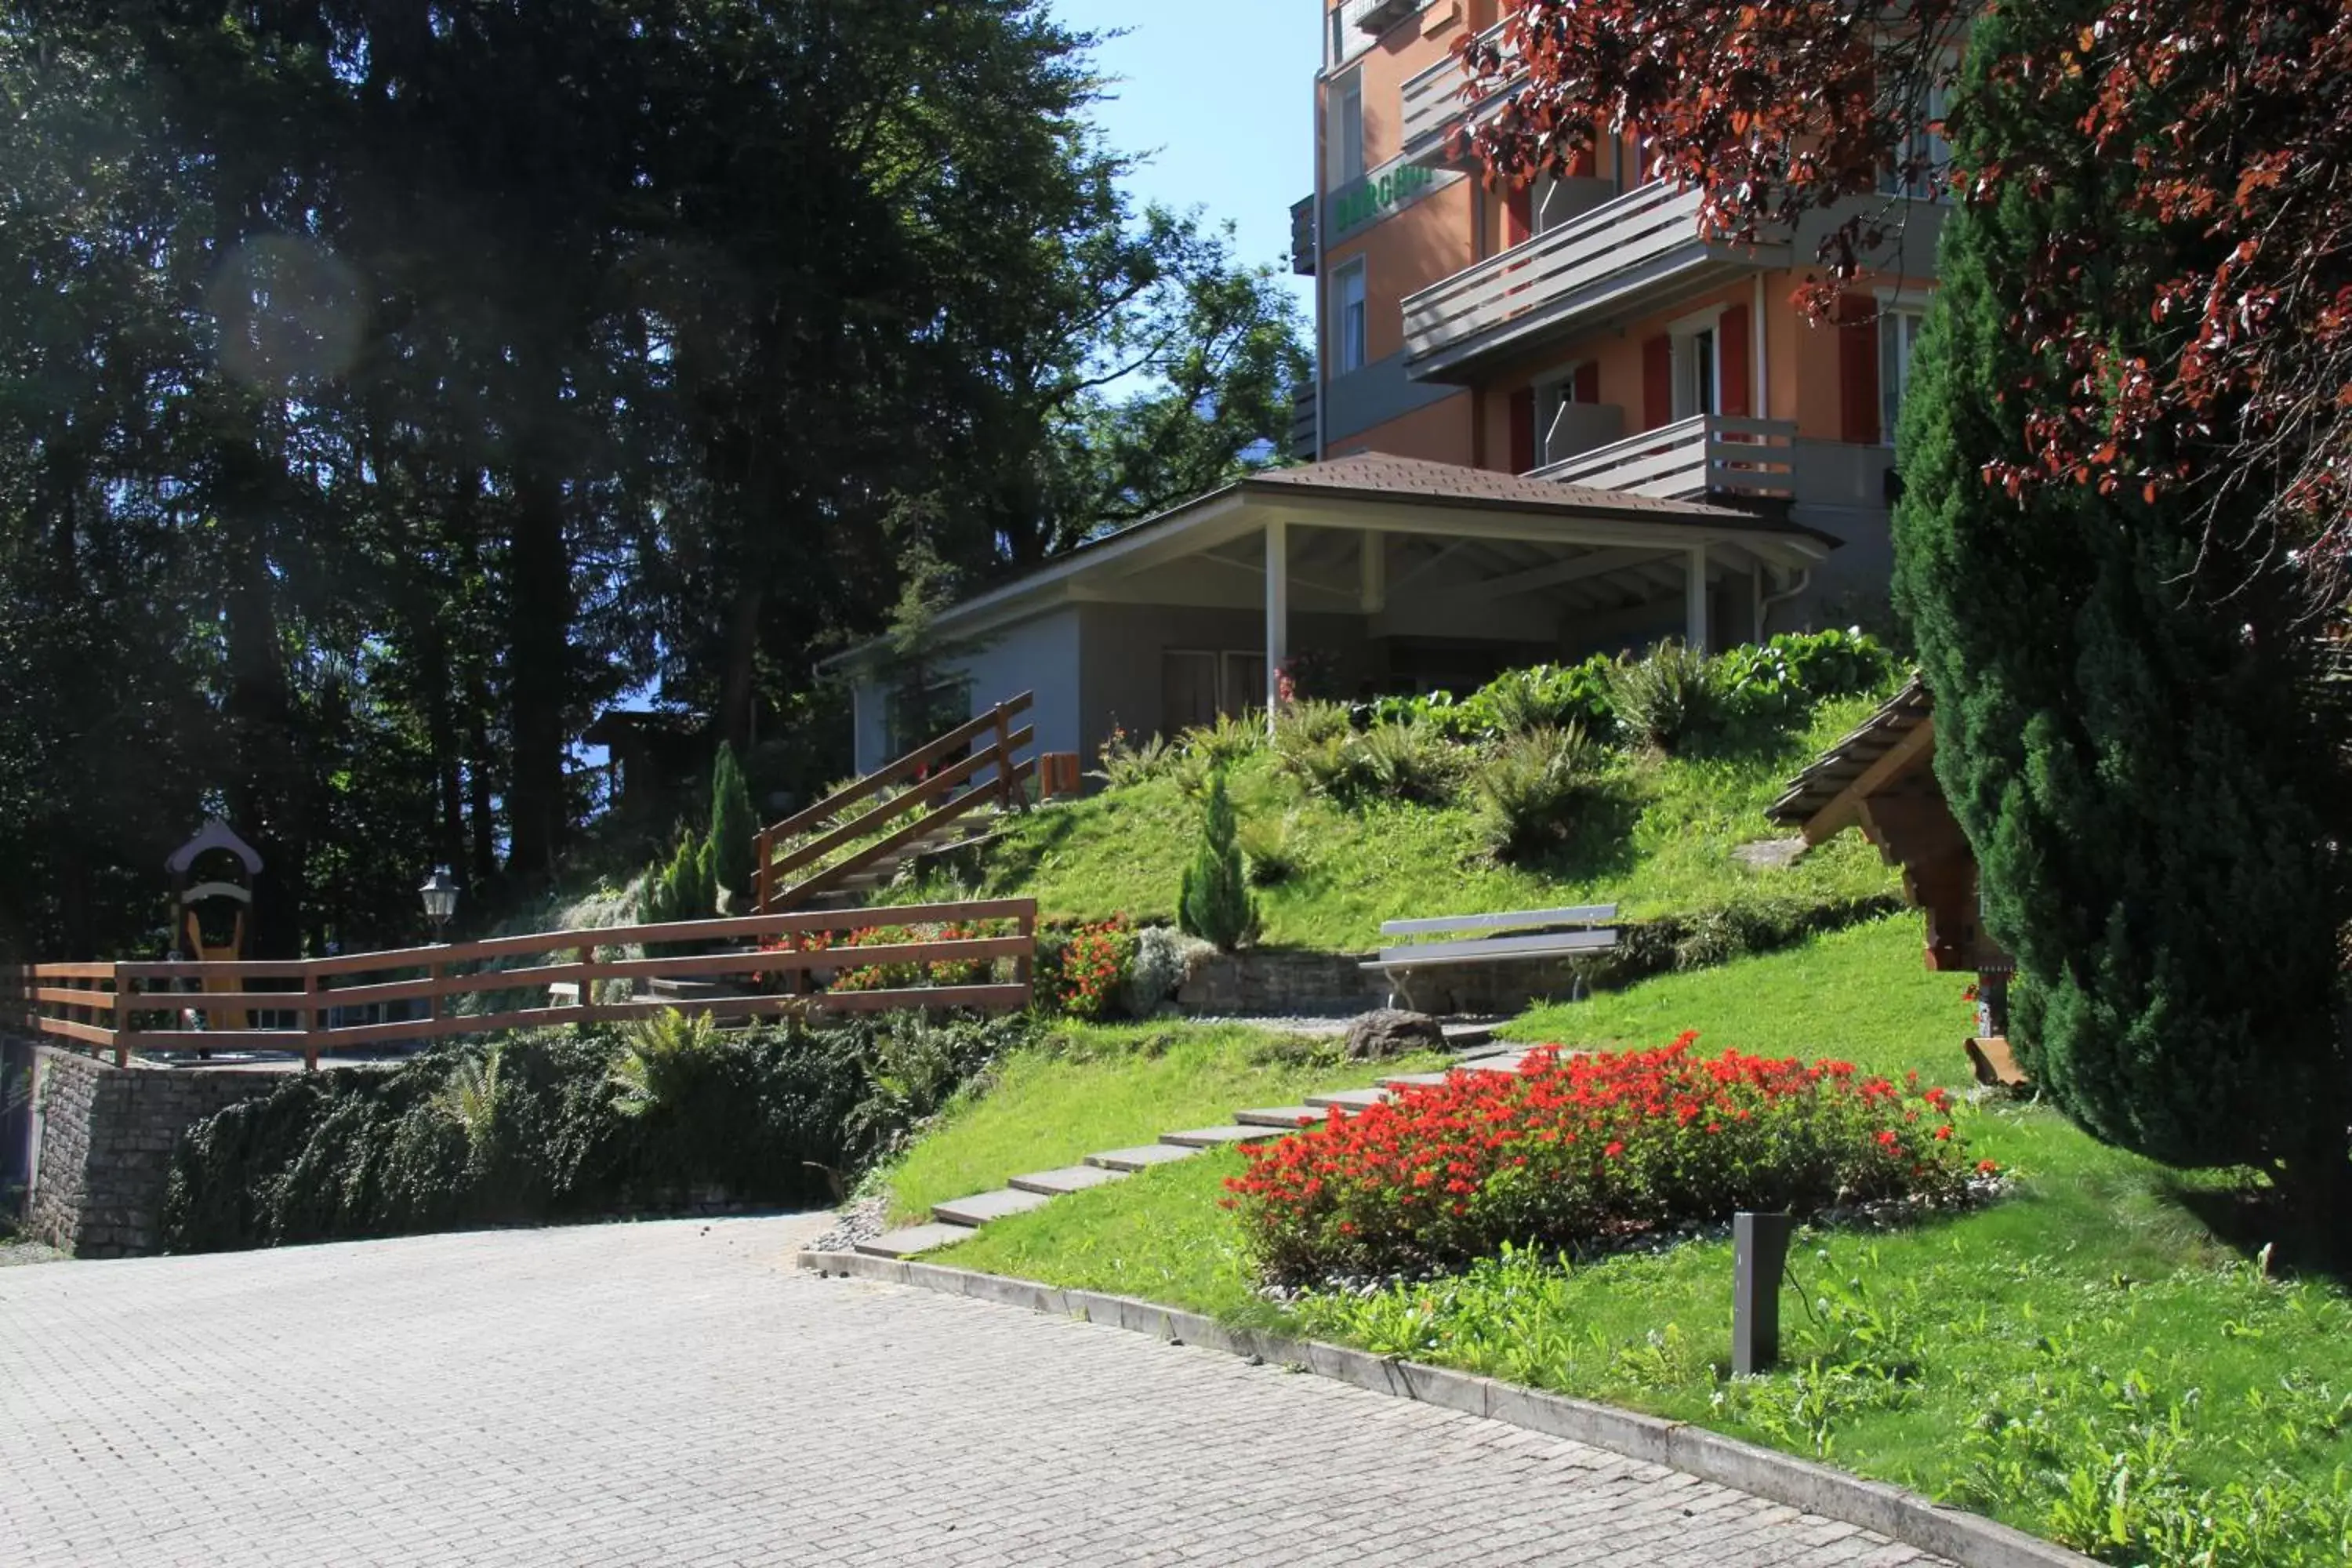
[0,1239,66,1269]
[806,1196,888,1255]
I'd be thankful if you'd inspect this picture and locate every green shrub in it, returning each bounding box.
[1178,767,1258,951]
[638,832,716,954]
[1469,724,1602,862]
[163,1012,1025,1252]
[1181,710,1264,768]
[1091,723,1178,789]
[1461,658,1617,736]
[1236,809,1307,887]
[1713,630,1899,725]
[706,741,757,909]
[1352,689,1480,742]
[1352,721,1459,804]
[1606,641,1719,753]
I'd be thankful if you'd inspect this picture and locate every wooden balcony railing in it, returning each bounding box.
[1399,17,1515,166]
[1531,415,1798,501]
[1,898,1038,1072]
[1403,183,1788,382]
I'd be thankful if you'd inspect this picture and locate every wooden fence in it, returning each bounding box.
[754,692,1035,914]
[0,898,1037,1072]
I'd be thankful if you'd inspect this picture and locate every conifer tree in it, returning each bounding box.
[706,742,756,911]
[1178,768,1256,953]
[1891,3,2350,1222]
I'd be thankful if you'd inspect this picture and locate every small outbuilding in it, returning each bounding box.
[1767,677,2024,1085]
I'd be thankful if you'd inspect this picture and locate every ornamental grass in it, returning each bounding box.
[1224,1033,1985,1283]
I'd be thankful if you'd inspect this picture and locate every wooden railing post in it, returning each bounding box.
[993,702,1015,811]
[112,963,133,1069]
[753,829,771,916]
[577,945,594,1018]
[1015,906,1035,1007]
[302,967,321,1073]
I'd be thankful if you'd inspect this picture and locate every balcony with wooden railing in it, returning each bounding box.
[1400,17,1515,167]
[1530,415,1798,502]
[2,898,1040,1071]
[1403,183,1790,384]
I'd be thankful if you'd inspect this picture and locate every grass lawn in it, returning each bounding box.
[916,916,2352,1564]
[882,1020,1446,1224]
[895,695,1900,950]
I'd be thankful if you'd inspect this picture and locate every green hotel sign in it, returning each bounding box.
[1327,159,1458,244]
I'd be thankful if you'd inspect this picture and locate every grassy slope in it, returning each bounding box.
[902,696,1900,950]
[932,916,2352,1559]
[884,1021,1446,1224]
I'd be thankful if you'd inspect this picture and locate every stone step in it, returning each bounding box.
[931,1187,1057,1227]
[1303,1086,1393,1110]
[1232,1105,1334,1130]
[1441,1022,1499,1050]
[1456,1050,1534,1074]
[1086,1144,1202,1173]
[1008,1165,1130,1197]
[1158,1125,1276,1149]
[855,1222,975,1259]
[1381,1070,1456,1088]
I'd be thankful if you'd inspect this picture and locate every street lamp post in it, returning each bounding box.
[418,866,460,944]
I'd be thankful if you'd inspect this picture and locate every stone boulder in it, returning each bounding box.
[1345,1008,1446,1062]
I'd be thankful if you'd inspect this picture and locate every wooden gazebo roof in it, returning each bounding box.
[1767,676,1935,843]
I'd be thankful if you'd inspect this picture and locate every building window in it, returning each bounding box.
[1327,69,1366,187]
[1333,259,1368,375]
[1880,308,1927,445]
[1883,64,1953,197]
[1327,2,1381,67]
[1677,328,1718,419]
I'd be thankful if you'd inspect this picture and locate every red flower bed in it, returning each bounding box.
[1044,915,1136,1020]
[1223,1033,1984,1282]
[756,920,1004,993]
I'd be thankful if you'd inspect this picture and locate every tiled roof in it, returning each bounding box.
[1766,676,1935,827]
[1244,452,1780,526]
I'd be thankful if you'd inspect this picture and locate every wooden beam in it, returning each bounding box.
[1801,716,1938,845]
[1429,546,1676,604]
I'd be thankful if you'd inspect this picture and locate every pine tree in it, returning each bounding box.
[1178,768,1257,953]
[706,742,756,912]
[1891,2,2350,1221]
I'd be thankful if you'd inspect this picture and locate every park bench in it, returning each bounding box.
[1363,904,1618,1013]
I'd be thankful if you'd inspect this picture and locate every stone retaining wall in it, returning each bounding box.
[19,1045,285,1258]
[1174,949,1587,1018]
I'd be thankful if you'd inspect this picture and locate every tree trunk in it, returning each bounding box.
[719,582,766,757]
[503,461,571,889]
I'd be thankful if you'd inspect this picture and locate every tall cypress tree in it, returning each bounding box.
[1892,4,2351,1221]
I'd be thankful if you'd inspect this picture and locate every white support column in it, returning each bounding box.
[1685,545,1709,655]
[1359,530,1386,615]
[1265,517,1290,727]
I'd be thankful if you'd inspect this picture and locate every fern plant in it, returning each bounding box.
[1606,641,1721,754]
[1470,724,1599,862]
[608,1008,723,1119]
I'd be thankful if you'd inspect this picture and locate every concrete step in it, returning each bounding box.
[1232,1105,1334,1130]
[1456,1050,1534,1074]
[1441,1021,1500,1051]
[1008,1165,1129,1197]
[1087,1144,1202,1173]
[1303,1086,1393,1111]
[1159,1126,1276,1149]
[855,1222,975,1259]
[1381,1070,1456,1088]
[931,1187,1057,1227]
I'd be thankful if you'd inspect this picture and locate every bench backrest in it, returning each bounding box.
[1379,904,1617,940]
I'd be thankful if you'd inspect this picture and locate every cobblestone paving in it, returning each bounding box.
[0,1216,1956,1566]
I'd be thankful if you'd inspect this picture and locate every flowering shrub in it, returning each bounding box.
[1224,1033,1984,1282]
[757,920,1006,994]
[1038,914,1138,1021]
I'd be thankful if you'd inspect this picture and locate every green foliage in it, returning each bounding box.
[1459,659,1618,736]
[165,1011,1025,1251]
[637,833,716,956]
[1235,809,1307,887]
[1177,768,1258,952]
[1181,710,1265,768]
[1712,630,1900,724]
[1891,8,2351,1214]
[1351,721,1461,804]
[1606,641,1720,754]
[1091,724,1180,789]
[1468,724,1604,862]
[705,742,756,909]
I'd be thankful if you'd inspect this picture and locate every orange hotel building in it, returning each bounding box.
[1294,0,1944,633]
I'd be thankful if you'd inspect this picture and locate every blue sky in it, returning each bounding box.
[1049,0,1323,316]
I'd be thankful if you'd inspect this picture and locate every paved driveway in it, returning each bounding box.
[0,1216,1952,1566]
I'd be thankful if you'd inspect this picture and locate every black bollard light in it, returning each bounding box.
[1732,1211,1795,1377]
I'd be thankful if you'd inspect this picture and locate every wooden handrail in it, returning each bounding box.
[758,692,1034,847]
[779,756,1036,909]
[768,724,1034,884]
[14,897,1040,1069]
